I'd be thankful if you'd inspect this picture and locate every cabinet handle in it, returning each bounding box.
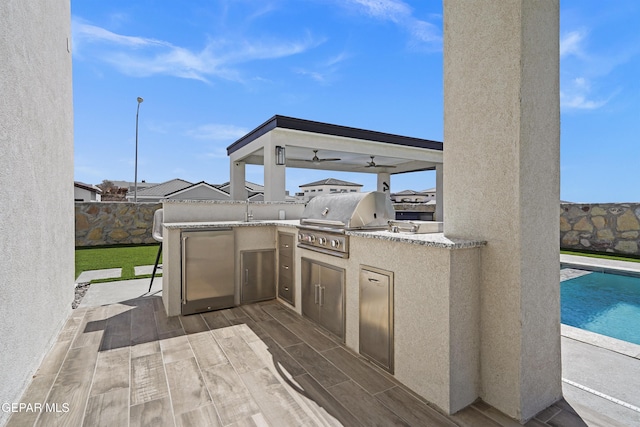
[283,265,289,270]
[284,286,289,291]
[244,269,249,286]
[368,277,380,282]
[320,286,325,307]
[314,284,319,304]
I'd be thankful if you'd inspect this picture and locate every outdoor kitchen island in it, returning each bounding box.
[161,200,486,415]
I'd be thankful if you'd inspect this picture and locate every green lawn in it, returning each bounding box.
[75,244,162,282]
[561,249,640,263]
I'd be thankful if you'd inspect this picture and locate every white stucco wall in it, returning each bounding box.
[0,1,74,423]
[443,0,561,421]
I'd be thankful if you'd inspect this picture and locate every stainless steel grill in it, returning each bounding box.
[297,191,395,258]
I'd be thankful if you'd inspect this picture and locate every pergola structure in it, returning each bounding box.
[226,115,444,218]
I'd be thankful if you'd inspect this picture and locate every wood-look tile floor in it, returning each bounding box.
[7,297,587,427]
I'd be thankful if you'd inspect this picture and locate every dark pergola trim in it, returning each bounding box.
[227,115,443,155]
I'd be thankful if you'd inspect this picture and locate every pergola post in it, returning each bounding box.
[435,163,443,221]
[263,140,286,201]
[376,172,391,195]
[230,159,247,201]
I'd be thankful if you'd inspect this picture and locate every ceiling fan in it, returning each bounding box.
[304,149,341,164]
[365,155,396,168]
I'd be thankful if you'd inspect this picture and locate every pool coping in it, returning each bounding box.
[561,325,640,360]
[560,254,640,359]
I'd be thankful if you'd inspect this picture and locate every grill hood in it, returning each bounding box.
[300,191,395,230]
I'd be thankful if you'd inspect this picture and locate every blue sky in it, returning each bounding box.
[72,0,639,202]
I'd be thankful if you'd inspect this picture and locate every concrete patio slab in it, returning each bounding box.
[134,264,162,276]
[561,336,640,425]
[78,277,162,308]
[75,268,121,284]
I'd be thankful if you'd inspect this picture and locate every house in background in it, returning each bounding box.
[74,181,102,202]
[391,187,436,203]
[125,178,193,202]
[296,178,363,201]
[118,178,277,202]
[165,181,230,201]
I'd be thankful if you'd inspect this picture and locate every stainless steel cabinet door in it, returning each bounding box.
[241,250,276,303]
[359,267,394,373]
[301,258,345,340]
[301,258,321,324]
[318,264,345,340]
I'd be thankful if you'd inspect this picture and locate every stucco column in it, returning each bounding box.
[435,163,443,221]
[376,172,391,195]
[443,0,561,422]
[263,143,286,201]
[230,159,247,200]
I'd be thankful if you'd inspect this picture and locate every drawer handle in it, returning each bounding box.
[368,277,380,282]
[284,244,289,248]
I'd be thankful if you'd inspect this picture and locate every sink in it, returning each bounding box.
[387,221,443,234]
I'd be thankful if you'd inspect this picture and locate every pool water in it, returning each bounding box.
[561,271,640,345]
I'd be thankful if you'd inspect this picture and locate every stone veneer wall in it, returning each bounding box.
[560,203,640,255]
[75,202,161,247]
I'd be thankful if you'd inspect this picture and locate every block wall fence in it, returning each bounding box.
[75,202,640,256]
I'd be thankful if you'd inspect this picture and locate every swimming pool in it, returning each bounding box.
[561,270,640,345]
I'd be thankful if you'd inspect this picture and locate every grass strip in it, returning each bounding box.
[75,245,162,281]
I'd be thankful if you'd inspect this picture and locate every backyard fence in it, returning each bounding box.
[75,202,161,247]
[560,203,640,256]
[75,201,640,256]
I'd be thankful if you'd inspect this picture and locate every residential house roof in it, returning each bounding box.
[74,181,102,193]
[165,181,230,200]
[133,179,193,197]
[216,181,265,193]
[299,178,363,188]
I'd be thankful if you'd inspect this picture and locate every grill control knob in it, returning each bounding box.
[307,235,316,243]
[330,239,341,249]
[318,237,327,245]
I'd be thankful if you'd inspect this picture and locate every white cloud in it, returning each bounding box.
[560,30,587,58]
[187,124,249,141]
[340,0,441,48]
[349,0,412,22]
[559,29,626,111]
[72,17,323,83]
[294,50,350,84]
[560,77,615,110]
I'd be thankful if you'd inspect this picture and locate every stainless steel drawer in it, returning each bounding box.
[279,234,294,256]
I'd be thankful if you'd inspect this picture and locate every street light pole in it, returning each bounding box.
[134,96,143,203]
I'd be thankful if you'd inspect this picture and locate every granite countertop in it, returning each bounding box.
[163,220,299,229]
[163,220,485,249]
[346,230,486,249]
[162,199,304,205]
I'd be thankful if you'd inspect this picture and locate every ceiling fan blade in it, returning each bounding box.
[302,150,341,162]
[365,156,395,168]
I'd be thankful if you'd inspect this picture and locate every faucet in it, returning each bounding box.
[244,201,253,222]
